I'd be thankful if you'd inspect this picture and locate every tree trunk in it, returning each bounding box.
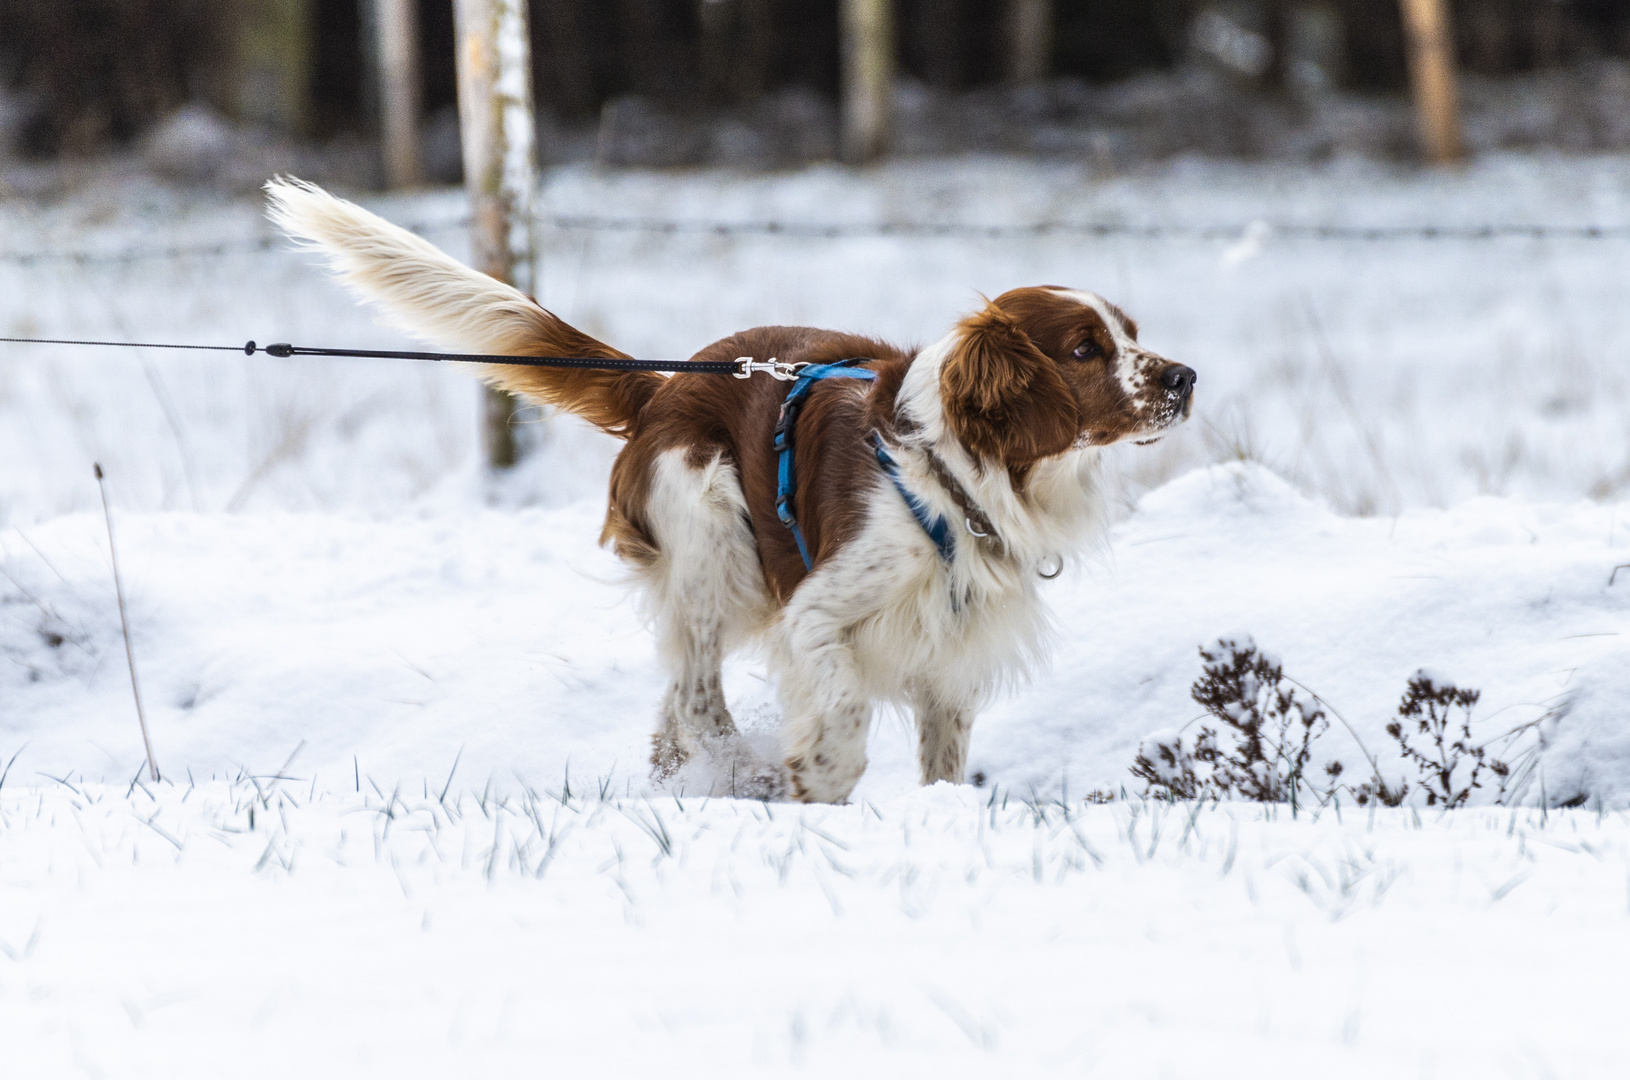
[1006,0,1051,85]
[373,0,423,188]
[454,0,539,469]
[1398,0,1465,164]
[231,0,313,134]
[840,0,893,163]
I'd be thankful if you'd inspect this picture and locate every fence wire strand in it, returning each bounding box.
[2,214,1628,267]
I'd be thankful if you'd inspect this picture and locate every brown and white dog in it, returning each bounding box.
[266,179,1194,803]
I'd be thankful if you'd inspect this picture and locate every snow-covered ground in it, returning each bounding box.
[4,781,1627,1077]
[3,462,1628,809]
[3,154,1630,1071]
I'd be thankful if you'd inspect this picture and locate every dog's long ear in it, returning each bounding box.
[939,302,1079,465]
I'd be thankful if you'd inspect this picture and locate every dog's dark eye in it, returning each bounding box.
[1072,341,1102,360]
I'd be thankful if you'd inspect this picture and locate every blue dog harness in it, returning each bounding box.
[774,360,955,570]
[868,433,956,564]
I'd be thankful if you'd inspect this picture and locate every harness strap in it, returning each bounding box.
[775,360,876,569]
[869,433,956,564]
[775,359,958,571]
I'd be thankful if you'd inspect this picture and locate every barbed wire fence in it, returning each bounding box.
[2,215,1629,267]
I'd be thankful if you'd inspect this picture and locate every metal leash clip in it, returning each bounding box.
[735,356,805,381]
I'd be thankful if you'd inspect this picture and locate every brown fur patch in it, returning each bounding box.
[939,303,1080,466]
[598,503,659,566]
[604,326,911,601]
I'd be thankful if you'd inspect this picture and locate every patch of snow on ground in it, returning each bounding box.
[3,462,1625,808]
[2,781,1626,1078]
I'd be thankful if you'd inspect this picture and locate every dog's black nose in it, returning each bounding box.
[1160,365,1196,395]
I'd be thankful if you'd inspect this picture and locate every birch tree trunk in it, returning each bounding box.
[840,0,893,164]
[454,0,538,468]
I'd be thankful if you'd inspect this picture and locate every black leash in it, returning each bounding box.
[0,335,802,379]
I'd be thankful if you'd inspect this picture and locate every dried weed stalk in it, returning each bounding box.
[1133,636,1336,805]
[1390,671,1505,807]
[1133,638,1511,809]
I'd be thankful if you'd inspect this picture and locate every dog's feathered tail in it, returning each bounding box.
[264,177,659,438]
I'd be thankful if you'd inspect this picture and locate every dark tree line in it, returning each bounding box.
[2,0,1628,155]
[0,0,226,154]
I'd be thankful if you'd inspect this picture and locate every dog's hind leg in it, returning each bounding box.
[643,448,769,776]
[650,613,732,776]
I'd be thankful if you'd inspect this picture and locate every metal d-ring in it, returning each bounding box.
[1038,555,1064,580]
[965,517,990,538]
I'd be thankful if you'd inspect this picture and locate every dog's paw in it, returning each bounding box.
[649,732,690,779]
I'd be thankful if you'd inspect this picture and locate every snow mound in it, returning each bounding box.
[1134,460,1321,522]
[1540,651,1630,808]
[5,462,1626,807]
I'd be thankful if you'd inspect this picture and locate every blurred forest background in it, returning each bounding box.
[1,0,1628,184]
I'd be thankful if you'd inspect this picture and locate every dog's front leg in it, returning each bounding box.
[911,690,973,786]
[777,611,873,804]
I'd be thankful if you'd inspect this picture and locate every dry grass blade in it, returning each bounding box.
[136,811,184,850]
[0,745,26,793]
[95,464,159,783]
[0,917,44,962]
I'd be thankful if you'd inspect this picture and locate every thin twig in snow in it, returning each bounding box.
[95,463,158,782]
[0,744,26,792]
